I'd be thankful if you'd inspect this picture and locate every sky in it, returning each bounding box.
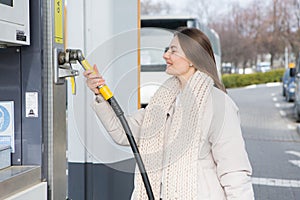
[146,0,272,24]
[156,0,263,19]
[164,0,254,11]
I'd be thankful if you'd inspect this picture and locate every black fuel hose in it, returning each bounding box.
[107,97,154,200]
[73,51,155,200]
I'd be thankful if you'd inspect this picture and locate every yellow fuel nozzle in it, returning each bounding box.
[79,59,113,100]
[73,49,114,100]
[59,49,114,100]
[70,76,76,95]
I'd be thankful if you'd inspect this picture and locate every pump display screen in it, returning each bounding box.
[0,0,13,7]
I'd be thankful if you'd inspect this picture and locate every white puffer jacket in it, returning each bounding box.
[93,87,254,200]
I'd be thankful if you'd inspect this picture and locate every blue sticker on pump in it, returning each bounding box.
[0,105,10,132]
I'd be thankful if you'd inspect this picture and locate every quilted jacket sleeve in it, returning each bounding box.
[210,89,254,200]
[92,96,145,146]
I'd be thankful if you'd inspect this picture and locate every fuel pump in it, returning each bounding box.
[57,49,154,200]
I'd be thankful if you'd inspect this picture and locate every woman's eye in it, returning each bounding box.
[164,47,177,54]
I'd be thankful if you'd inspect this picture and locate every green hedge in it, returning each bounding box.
[222,68,285,88]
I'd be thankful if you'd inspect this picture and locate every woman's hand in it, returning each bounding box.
[83,64,105,95]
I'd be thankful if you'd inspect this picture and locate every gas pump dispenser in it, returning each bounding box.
[57,49,154,200]
[0,0,142,199]
[0,0,72,199]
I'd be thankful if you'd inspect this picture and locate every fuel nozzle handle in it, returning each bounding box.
[81,60,114,100]
[64,49,114,101]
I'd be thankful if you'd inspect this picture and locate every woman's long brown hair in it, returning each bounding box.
[175,27,226,93]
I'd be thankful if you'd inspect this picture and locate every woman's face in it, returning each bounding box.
[163,36,195,78]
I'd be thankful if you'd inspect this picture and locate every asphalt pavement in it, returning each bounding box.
[228,83,300,200]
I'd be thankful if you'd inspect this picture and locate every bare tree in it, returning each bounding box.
[184,0,215,24]
[257,0,300,66]
[211,16,242,72]
[167,0,300,71]
[211,0,300,70]
[211,3,260,73]
[251,0,283,67]
[281,0,300,62]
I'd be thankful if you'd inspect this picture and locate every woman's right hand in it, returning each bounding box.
[83,64,105,95]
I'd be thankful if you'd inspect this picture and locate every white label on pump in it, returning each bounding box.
[25,92,38,118]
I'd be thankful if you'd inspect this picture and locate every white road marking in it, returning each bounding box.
[285,150,300,158]
[287,124,297,130]
[271,93,276,96]
[275,103,281,108]
[252,177,300,187]
[279,110,286,117]
[285,151,300,169]
[289,160,300,168]
[273,97,278,101]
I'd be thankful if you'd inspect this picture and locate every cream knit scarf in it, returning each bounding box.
[132,71,214,200]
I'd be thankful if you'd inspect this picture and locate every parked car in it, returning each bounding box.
[294,58,300,120]
[285,76,296,102]
[282,68,296,100]
[221,66,232,74]
[256,62,271,73]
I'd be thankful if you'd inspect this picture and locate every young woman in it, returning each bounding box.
[84,27,254,200]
